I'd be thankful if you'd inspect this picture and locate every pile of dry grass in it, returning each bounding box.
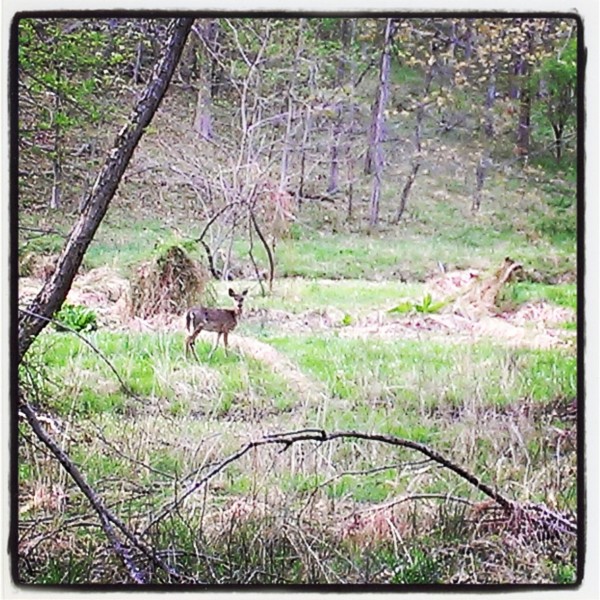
[449,257,523,320]
[19,252,59,280]
[129,244,208,319]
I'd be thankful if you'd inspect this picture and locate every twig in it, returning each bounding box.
[18,308,144,404]
[248,209,274,293]
[356,492,477,515]
[193,201,243,244]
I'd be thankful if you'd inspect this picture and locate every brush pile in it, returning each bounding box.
[130,244,208,319]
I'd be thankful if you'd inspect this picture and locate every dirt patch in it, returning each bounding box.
[227,334,328,401]
[247,302,574,350]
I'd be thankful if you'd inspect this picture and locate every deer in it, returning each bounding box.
[184,288,248,361]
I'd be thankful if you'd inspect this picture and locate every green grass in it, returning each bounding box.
[242,278,425,315]
[503,282,577,310]
[31,329,300,420]
[265,335,576,416]
[217,356,298,417]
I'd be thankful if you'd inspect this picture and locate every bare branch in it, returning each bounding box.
[18,396,177,583]
[18,308,145,404]
[249,209,275,293]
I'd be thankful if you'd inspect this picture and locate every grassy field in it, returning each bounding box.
[18,247,578,584]
[17,75,578,584]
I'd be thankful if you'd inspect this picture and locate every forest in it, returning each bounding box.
[15,16,579,586]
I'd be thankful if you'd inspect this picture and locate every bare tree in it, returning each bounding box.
[394,27,435,223]
[279,19,305,193]
[327,18,353,195]
[192,19,219,139]
[514,19,536,160]
[367,18,397,228]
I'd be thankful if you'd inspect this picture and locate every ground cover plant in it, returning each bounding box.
[15,15,579,587]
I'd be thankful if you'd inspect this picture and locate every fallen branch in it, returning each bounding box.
[143,427,576,542]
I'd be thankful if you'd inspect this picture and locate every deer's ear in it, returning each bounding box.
[228,288,235,296]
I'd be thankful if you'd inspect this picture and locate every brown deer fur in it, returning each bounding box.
[185,288,248,360]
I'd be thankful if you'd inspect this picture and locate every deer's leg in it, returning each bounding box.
[186,325,203,362]
[223,331,229,355]
[208,332,222,359]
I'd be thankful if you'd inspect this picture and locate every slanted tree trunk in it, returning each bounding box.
[368,18,396,228]
[18,18,194,362]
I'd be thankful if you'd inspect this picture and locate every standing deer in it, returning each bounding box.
[185,288,248,360]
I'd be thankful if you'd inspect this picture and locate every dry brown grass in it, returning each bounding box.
[129,245,208,319]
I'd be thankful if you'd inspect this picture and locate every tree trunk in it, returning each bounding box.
[18,18,194,363]
[50,65,62,209]
[327,18,352,194]
[515,22,534,160]
[396,162,420,221]
[394,60,433,223]
[193,84,213,140]
[552,122,564,163]
[471,155,490,212]
[193,20,219,139]
[516,80,532,159]
[280,19,305,193]
[298,64,317,206]
[368,18,396,228]
[484,66,497,138]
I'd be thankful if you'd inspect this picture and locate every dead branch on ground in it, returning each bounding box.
[143,427,576,541]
